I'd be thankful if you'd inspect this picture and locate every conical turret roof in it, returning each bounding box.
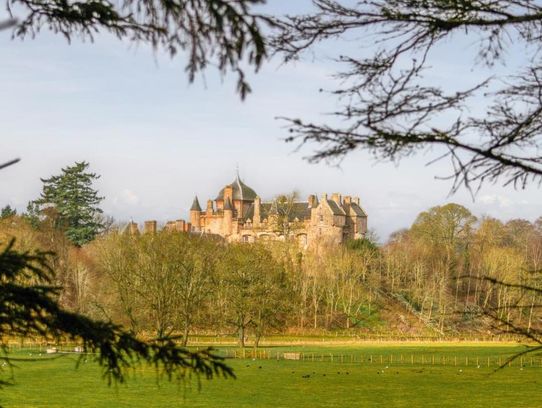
[190,196,202,211]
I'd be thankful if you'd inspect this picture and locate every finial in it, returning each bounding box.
[235,163,240,180]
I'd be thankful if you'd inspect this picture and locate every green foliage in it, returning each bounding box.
[31,161,104,247]
[22,202,40,229]
[344,237,378,253]
[350,304,383,329]
[0,206,16,219]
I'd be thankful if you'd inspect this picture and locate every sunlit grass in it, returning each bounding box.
[1,344,540,407]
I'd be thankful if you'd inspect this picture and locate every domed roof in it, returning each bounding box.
[216,175,258,201]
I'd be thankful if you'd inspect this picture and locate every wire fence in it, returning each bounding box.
[6,340,540,369]
[221,349,542,368]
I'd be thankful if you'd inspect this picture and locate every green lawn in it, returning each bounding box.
[1,345,540,407]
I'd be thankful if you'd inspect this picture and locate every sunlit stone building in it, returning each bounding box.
[187,175,368,246]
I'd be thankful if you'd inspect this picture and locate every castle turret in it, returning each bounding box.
[190,196,202,232]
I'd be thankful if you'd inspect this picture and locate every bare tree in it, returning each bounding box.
[272,0,542,192]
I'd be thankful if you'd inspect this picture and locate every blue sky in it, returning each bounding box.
[1,4,541,241]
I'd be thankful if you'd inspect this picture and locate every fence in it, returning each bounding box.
[222,349,542,368]
[7,340,540,369]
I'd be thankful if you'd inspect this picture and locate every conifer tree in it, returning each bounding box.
[0,205,16,219]
[32,162,104,247]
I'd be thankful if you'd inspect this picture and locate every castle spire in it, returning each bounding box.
[190,196,202,212]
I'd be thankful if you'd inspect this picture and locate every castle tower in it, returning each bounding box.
[215,174,257,216]
[190,196,202,232]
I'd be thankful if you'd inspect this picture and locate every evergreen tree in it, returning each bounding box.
[32,162,105,246]
[23,201,40,229]
[0,205,16,219]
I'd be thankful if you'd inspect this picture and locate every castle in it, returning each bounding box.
[182,175,368,246]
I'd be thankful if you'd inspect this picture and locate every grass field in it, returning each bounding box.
[1,344,540,407]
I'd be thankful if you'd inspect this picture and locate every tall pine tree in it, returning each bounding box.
[32,161,104,246]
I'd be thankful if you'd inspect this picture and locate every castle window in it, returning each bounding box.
[319,215,324,223]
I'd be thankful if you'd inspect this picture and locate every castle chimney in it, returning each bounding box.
[144,220,157,234]
[175,220,186,232]
[308,194,316,208]
[206,199,214,216]
[223,198,233,235]
[322,193,328,202]
[128,221,139,235]
[353,197,360,205]
[331,193,342,205]
[254,196,261,227]
[343,196,352,204]
[224,184,233,202]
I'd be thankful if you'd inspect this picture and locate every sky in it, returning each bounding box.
[1,3,541,242]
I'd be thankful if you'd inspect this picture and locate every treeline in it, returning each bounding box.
[2,202,541,345]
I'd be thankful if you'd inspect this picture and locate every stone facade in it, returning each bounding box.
[187,175,368,246]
